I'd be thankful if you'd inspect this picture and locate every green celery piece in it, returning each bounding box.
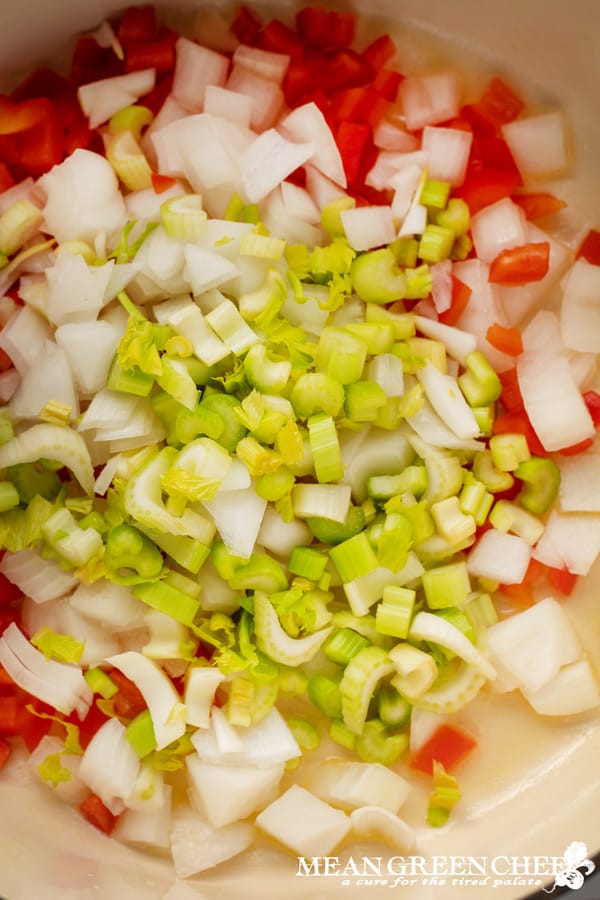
[418,225,455,263]
[420,179,451,210]
[355,719,408,765]
[198,392,247,453]
[515,456,561,515]
[344,380,387,423]
[306,505,366,545]
[0,480,19,512]
[227,552,288,593]
[175,404,224,444]
[107,357,154,397]
[7,462,61,503]
[133,580,201,627]
[287,717,320,751]
[104,523,163,585]
[422,561,471,609]
[350,248,407,304]
[32,627,84,664]
[329,719,357,751]
[37,753,73,788]
[125,710,157,758]
[436,198,470,237]
[316,326,367,385]
[323,626,370,665]
[290,372,345,419]
[458,351,502,407]
[377,685,412,729]
[307,673,342,718]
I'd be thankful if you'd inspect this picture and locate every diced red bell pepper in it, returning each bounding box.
[462,77,525,135]
[372,67,403,101]
[256,19,305,58]
[109,668,147,719]
[125,32,177,74]
[335,119,373,187]
[557,438,594,457]
[322,49,373,91]
[117,4,157,46]
[493,409,547,456]
[296,5,330,48]
[469,134,521,178]
[331,86,390,128]
[576,229,600,266]
[0,161,14,192]
[0,737,11,769]
[0,568,23,605]
[500,557,546,607]
[547,566,578,596]
[70,37,124,86]
[488,242,550,286]
[151,172,178,194]
[410,724,477,775]
[10,67,69,103]
[583,391,600,427]
[231,5,263,44]
[75,701,111,749]
[80,793,117,835]
[282,58,314,107]
[498,367,523,412]
[327,10,356,48]
[513,192,567,220]
[438,276,472,326]
[485,322,523,356]
[455,168,522,214]
[362,34,396,70]
[0,695,19,736]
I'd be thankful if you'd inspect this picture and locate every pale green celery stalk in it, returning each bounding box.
[458,352,502,407]
[389,643,438,700]
[427,762,461,827]
[452,234,473,260]
[290,372,345,419]
[84,667,119,699]
[306,504,365,544]
[238,268,287,322]
[436,198,470,237]
[0,200,43,256]
[104,522,163,584]
[161,437,232,502]
[421,561,471,609]
[369,466,427,500]
[489,432,531,472]
[175,404,224,444]
[107,357,155,397]
[466,592,499,629]
[168,305,230,367]
[160,194,207,241]
[472,450,514,493]
[430,496,476,544]
[375,585,416,639]
[350,248,407,303]
[236,436,283,477]
[405,265,433,299]
[340,645,394,734]
[156,357,199,411]
[488,499,544,545]
[316,326,367,384]
[323,626,370,665]
[385,498,434,544]
[226,677,254,727]
[133,580,201,627]
[109,104,153,138]
[308,673,342,718]
[287,717,320,751]
[0,424,95,496]
[378,685,412,729]
[355,719,408,765]
[472,405,495,436]
[41,507,103,567]
[366,303,415,340]
[418,224,455,263]
[515,456,561,515]
[32,627,84,664]
[321,196,356,238]
[330,532,378,583]
[420,179,451,210]
[205,299,259,356]
[125,710,157,758]
[0,481,19,512]
[307,414,343,483]
[376,513,413,572]
[256,466,295,501]
[227,553,288,593]
[459,478,494,525]
[344,381,387,423]
[423,452,464,504]
[345,322,396,355]
[289,545,328,581]
[198,393,247,452]
[105,131,153,191]
[240,231,286,260]
[329,719,357,750]
[0,411,13,445]
[243,343,291,394]
[151,390,185,446]
[253,592,333,666]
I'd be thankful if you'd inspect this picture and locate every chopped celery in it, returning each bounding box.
[125,710,157,758]
[515,456,561,515]
[459,478,494,525]
[430,496,476,544]
[436,198,470,237]
[198,393,247,452]
[290,372,345,419]
[355,719,408,765]
[243,343,291,394]
[256,466,295,501]
[330,531,378,583]
[307,414,343,483]
[329,719,357,751]
[489,499,544,545]
[472,450,515,493]
[84,667,119,699]
[489,433,531,472]
[459,352,502,407]
[133,580,201,627]
[104,523,163,585]
[321,196,356,238]
[323,627,370,665]
[0,480,23,511]
[306,505,366,545]
[368,466,427,500]
[422,561,471,609]
[344,381,388,423]
[287,717,320,752]
[316,326,367,384]
[340,645,394,734]
[375,585,416,639]
[427,761,461,827]
[308,673,342,718]
[350,248,407,304]
[289,546,328,581]
[420,179,451,210]
[377,685,412,729]
[345,322,396,356]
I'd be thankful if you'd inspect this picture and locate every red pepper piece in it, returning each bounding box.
[335,119,372,187]
[469,134,521,177]
[583,391,600,427]
[489,242,550,286]
[125,31,177,74]
[462,77,525,135]
[117,5,157,46]
[0,695,19,736]
[256,19,305,59]
[372,68,403,101]
[327,11,355,48]
[438,276,472,326]
[0,737,11,769]
[576,229,600,266]
[296,5,330,48]
[231,5,263,44]
[109,668,147,719]
[80,794,117,835]
[455,168,523,215]
[498,367,523,412]
[322,49,373,91]
[486,322,523,356]
[362,34,396,70]
[500,558,546,607]
[282,58,314,107]
[557,438,594,457]
[70,37,124,86]
[512,192,567,220]
[547,566,578,596]
[0,162,14,192]
[410,724,477,775]
[10,67,69,103]
[151,173,178,194]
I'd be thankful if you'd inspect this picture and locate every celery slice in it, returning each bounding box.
[340,646,394,734]
[253,592,333,666]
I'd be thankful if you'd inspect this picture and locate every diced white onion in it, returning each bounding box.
[501,111,569,179]
[241,129,314,204]
[560,259,600,353]
[467,529,532,584]
[399,72,461,132]
[186,756,283,828]
[170,807,255,879]
[340,205,396,252]
[470,197,528,263]
[532,510,600,575]
[78,69,155,129]
[79,717,141,815]
[421,126,472,186]
[522,659,600,715]
[171,37,229,113]
[256,785,351,857]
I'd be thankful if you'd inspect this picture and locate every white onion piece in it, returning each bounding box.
[399,72,461,132]
[558,441,600,512]
[192,707,301,769]
[256,785,351,857]
[390,163,424,222]
[10,342,78,421]
[40,149,127,243]
[242,129,314,204]
[125,181,185,222]
[365,353,405,397]
[486,598,582,693]
[367,150,427,192]
[94,397,162,443]
[141,95,188,166]
[350,807,416,852]
[79,718,141,815]
[467,529,532,584]
[188,559,239,614]
[0,548,77,603]
[226,65,283,131]
[416,362,480,440]
[532,510,600,575]
[127,765,167,813]
[340,205,396,251]
[70,580,146,631]
[342,426,414,503]
[78,388,142,432]
[186,756,283,828]
[409,707,447,754]
[470,197,528,263]
[279,102,346,187]
[171,37,229,113]
[55,320,120,395]
[0,304,52,375]
[398,199,427,237]
[45,253,114,326]
[422,126,473,186]
[408,401,483,452]
[502,111,569,179]
[184,667,225,728]
[430,259,453,313]
[233,43,290,84]
[280,180,321,225]
[47,599,120,667]
[204,84,253,128]
[517,310,594,451]
[308,760,411,814]
[170,807,255,879]
[183,244,239,295]
[560,259,600,352]
[78,69,155,129]
[107,651,187,750]
[453,258,513,372]
[304,164,346,209]
[0,622,92,717]
[522,659,600,715]
[257,505,313,558]
[413,315,477,365]
[373,120,420,152]
[261,186,322,247]
[203,485,267,559]
[116,785,172,848]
